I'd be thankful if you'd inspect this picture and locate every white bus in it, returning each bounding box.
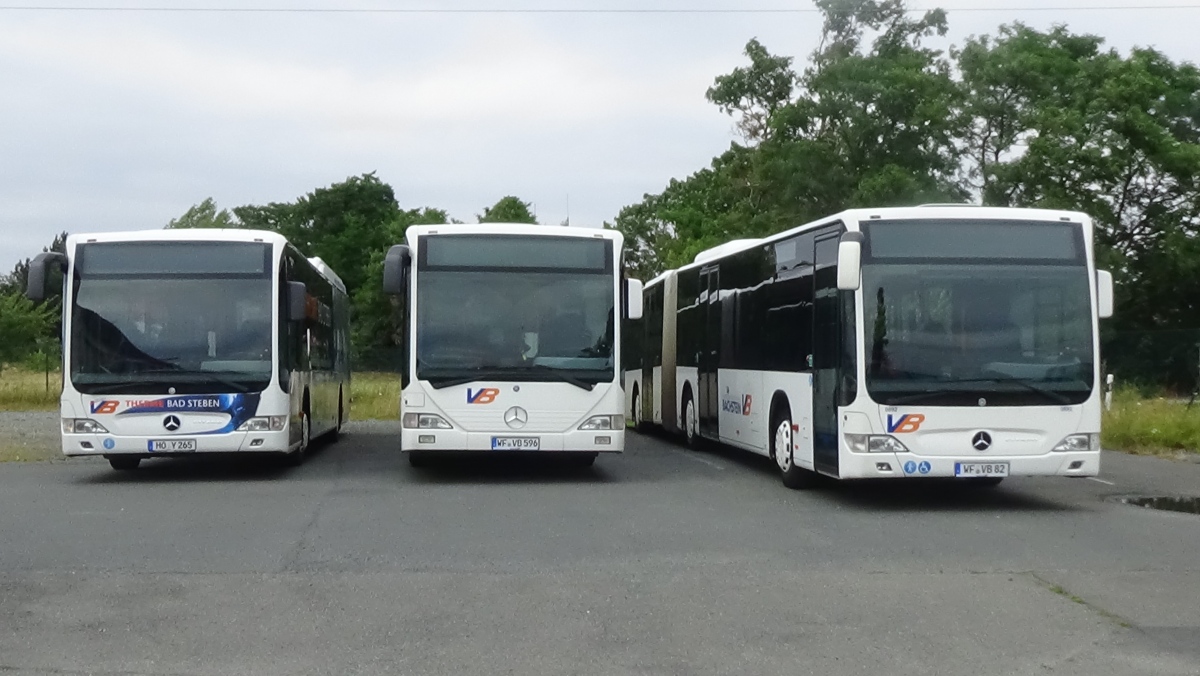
[382,223,642,467]
[625,206,1114,488]
[25,229,350,471]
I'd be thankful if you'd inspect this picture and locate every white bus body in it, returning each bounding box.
[626,206,1114,488]
[382,224,642,466]
[26,229,350,470]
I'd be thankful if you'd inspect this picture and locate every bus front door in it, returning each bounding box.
[699,266,720,440]
[812,233,841,476]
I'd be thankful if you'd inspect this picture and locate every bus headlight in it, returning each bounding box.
[63,419,109,434]
[579,415,624,431]
[237,416,288,432]
[845,434,910,454]
[1052,434,1099,452]
[403,413,452,430]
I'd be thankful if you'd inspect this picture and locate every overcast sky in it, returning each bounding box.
[1,0,1197,271]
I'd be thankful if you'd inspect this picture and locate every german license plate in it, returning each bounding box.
[955,462,1009,477]
[148,439,197,453]
[491,437,540,451]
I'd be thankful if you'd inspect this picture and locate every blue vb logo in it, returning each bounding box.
[886,414,925,434]
[467,388,500,405]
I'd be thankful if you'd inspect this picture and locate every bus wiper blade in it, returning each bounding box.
[131,368,252,393]
[425,370,510,390]
[531,365,595,391]
[975,374,1071,404]
[886,390,950,406]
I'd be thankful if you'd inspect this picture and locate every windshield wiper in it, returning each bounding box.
[976,374,1071,404]
[80,369,253,394]
[530,365,595,391]
[424,369,512,390]
[886,376,1070,406]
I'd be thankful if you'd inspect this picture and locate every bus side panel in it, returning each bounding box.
[651,366,662,425]
[661,273,679,433]
[717,368,766,455]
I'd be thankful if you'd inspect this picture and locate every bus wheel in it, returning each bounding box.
[631,388,640,431]
[683,392,699,449]
[286,412,310,467]
[772,409,818,490]
[107,456,140,471]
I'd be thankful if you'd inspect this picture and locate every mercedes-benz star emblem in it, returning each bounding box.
[972,431,993,451]
[503,407,528,429]
[163,415,182,432]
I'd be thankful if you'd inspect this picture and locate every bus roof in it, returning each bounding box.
[308,256,347,293]
[404,222,624,244]
[66,228,289,248]
[668,205,1094,275]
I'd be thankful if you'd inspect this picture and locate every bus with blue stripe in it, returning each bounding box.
[26,229,350,470]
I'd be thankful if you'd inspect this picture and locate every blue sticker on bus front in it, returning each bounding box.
[103,438,115,450]
[903,461,918,474]
[918,461,932,475]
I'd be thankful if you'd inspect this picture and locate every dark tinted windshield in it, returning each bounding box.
[416,236,615,385]
[70,241,274,394]
[862,220,1094,406]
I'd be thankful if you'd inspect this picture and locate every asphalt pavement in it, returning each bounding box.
[0,423,1198,675]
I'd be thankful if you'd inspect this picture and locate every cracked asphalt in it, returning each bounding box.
[0,422,1198,675]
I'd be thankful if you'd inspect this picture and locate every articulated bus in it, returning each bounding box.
[625,206,1114,489]
[26,229,350,471]
[382,223,643,467]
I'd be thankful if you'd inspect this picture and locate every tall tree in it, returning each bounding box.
[165,198,238,229]
[478,196,538,224]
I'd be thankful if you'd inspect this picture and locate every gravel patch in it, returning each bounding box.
[0,411,60,462]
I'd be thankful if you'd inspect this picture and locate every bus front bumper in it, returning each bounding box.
[61,429,293,457]
[400,429,624,454]
[836,450,1100,480]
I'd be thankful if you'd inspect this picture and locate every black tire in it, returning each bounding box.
[566,453,598,467]
[285,411,310,467]
[107,456,140,471]
[631,388,641,431]
[331,390,344,440]
[682,390,699,449]
[771,405,819,490]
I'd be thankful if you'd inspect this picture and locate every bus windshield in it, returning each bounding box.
[861,220,1095,406]
[415,236,615,386]
[69,241,274,394]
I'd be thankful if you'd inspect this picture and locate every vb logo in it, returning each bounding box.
[467,388,500,405]
[742,395,753,417]
[886,414,925,434]
[89,401,119,415]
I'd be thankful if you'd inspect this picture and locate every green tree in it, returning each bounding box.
[165,198,238,229]
[478,196,538,224]
[0,293,55,367]
[706,38,797,144]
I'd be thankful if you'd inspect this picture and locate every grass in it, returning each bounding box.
[1102,386,1200,457]
[0,367,402,420]
[349,372,401,421]
[0,367,60,412]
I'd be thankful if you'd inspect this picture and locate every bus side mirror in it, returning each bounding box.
[836,232,863,291]
[625,278,644,320]
[1097,270,1114,319]
[25,252,67,302]
[287,282,308,323]
[382,244,410,296]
